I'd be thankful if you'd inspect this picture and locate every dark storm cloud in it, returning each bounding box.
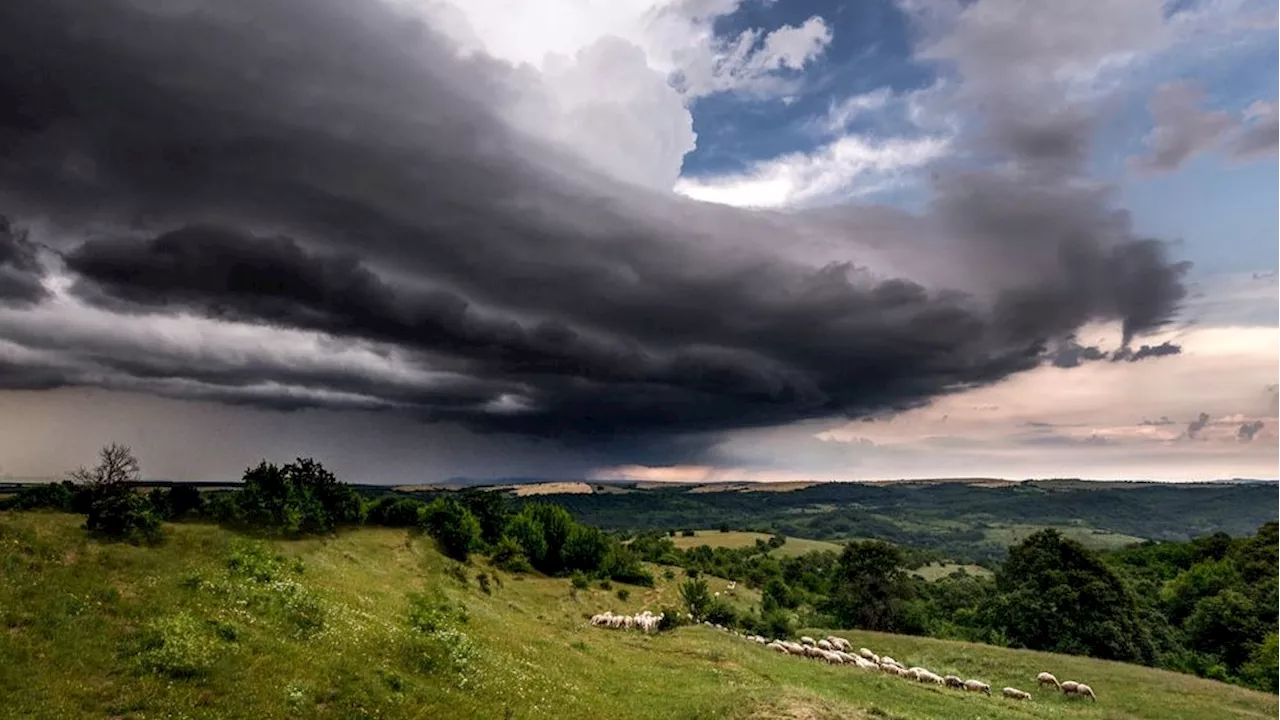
[1237,420,1264,443]
[1186,412,1211,439]
[1140,416,1176,427]
[0,217,48,306]
[1047,338,1180,368]
[0,0,1189,453]
[1111,341,1182,363]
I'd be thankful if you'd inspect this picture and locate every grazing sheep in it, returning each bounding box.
[918,671,945,686]
[817,639,834,651]
[880,655,898,667]
[963,680,992,696]
[1062,682,1097,701]
[903,667,921,681]
[943,675,964,689]
[858,648,880,663]
[767,642,788,654]
[1002,687,1032,701]
[800,636,816,646]
[880,663,905,677]
[1036,672,1060,689]
[853,656,879,671]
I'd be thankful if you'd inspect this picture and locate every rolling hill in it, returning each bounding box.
[1,512,1275,720]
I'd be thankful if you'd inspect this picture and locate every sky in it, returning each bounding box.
[0,0,1275,484]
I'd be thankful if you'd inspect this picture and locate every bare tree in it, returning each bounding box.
[68,443,141,491]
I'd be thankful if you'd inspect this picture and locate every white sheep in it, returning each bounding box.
[853,656,879,671]
[963,680,991,696]
[817,639,834,651]
[943,675,964,689]
[767,642,787,654]
[1002,687,1032,701]
[1062,681,1097,701]
[1036,672,1060,689]
[880,655,898,667]
[880,663,905,677]
[918,671,945,686]
[800,636,816,646]
[858,648,880,663]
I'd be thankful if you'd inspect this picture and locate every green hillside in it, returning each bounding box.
[2,513,1274,720]
[670,530,844,557]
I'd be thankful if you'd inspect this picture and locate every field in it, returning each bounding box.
[2,512,1275,720]
[669,530,843,557]
[910,562,993,581]
[983,524,1148,551]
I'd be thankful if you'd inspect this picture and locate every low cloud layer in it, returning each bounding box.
[1130,82,1280,173]
[0,0,1190,461]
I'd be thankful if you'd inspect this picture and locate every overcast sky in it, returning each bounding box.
[0,0,1275,484]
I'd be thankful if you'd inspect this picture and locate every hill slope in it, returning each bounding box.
[1,513,1275,720]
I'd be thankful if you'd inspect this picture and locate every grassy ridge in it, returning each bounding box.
[669,530,843,557]
[1,512,1275,720]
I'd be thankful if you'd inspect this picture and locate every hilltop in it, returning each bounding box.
[2,512,1274,720]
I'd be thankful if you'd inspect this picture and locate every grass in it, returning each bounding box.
[1,512,1275,720]
[670,530,844,557]
[984,524,1147,551]
[910,562,992,581]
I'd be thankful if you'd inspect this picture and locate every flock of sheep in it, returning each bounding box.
[589,610,664,633]
[709,623,1100,705]
[588,608,1098,706]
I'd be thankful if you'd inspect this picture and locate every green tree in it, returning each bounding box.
[679,577,712,621]
[1241,632,1279,693]
[457,489,510,546]
[235,458,361,534]
[827,541,913,632]
[506,511,548,568]
[989,529,1153,663]
[421,497,482,562]
[1185,589,1260,670]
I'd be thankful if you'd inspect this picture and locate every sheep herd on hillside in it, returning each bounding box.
[589,610,1099,705]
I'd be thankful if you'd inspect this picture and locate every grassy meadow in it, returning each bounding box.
[1,511,1275,720]
[669,530,843,557]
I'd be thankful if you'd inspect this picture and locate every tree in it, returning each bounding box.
[827,541,913,632]
[988,529,1153,663]
[421,497,482,561]
[1185,589,1260,670]
[457,489,510,546]
[70,443,160,543]
[679,577,712,621]
[235,458,362,534]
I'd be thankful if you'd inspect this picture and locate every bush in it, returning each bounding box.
[679,577,712,620]
[617,588,630,601]
[366,496,426,527]
[476,571,492,595]
[570,571,591,590]
[681,530,696,537]
[703,599,739,627]
[656,606,686,632]
[2,482,74,511]
[421,497,482,561]
[137,612,226,678]
[490,536,533,573]
[662,568,676,580]
[86,490,162,544]
[403,594,477,681]
[235,458,363,535]
[599,579,613,591]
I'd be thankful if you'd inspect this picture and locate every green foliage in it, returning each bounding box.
[656,606,686,632]
[420,497,482,561]
[476,571,492,595]
[0,481,75,511]
[616,588,630,601]
[86,489,162,544]
[403,593,477,682]
[570,571,590,590]
[827,541,914,632]
[234,458,363,535]
[366,496,427,527]
[1241,632,1279,693]
[679,577,712,620]
[457,489,510,546]
[136,611,228,678]
[989,529,1154,663]
[490,535,533,572]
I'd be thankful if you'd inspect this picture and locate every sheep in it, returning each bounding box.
[820,650,844,664]
[963,680,992,696]
[943,675,965,689]
[1062,681,1097,701]
[852,656,879,671]
[1036,672,1060,689]
[767,642,788,654]
[858,648,880,663]
[1001,687,1032,701]
[800,636,816,646]
[918,671,945,686]
[879,655,898,667]
[817,639,834,651]
[880,663,905,677]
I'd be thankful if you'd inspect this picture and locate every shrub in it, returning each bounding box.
[662,568,676,580]
[490,536,533,573]
[617,588,630,601]
[681,530,696,537]
[2,482,74,511]
[656,605,686,631]
[137,612,226,678]
[403,593,477,681]
[570,571,591,590]
[703,599,739,627]
[599,579,613,591]
[421,497,482,562]
[86,490,162,544]
[679,577,712,620]
[476,571,492,595]
[366,496,426,527]
[234,457,364,535]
